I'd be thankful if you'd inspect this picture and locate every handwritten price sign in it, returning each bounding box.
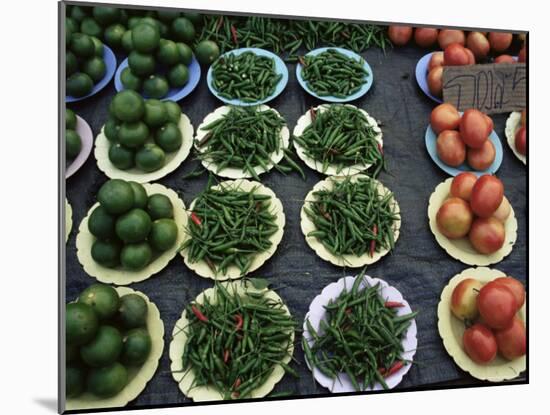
[442,63,526,114]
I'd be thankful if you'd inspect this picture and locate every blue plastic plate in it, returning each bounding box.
[425,124,503,177]
[114,55,201,102]
[206,47,289,106]
[296,47,373,102]
[415,52,443,104]
[66,45,117,103]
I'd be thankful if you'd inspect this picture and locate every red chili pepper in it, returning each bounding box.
[216,16,224,31]
[205,257,216,273]
[233,377,241,390]
[384,301,405,308]
[234,314,244,331]
[298,56,307,67]
[190,212,202,226]
[319,205,331,221]
[309,107,317,122]
[341,31,350,39]
[383,361,405,377]
[345,307,352,315]
[191,305,208,323]
[255,201,262,213]
[231,25,238,45]
[370,225,378,257]
[223,349,230,364]
[377,142,384,156]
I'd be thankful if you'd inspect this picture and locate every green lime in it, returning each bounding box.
[155,122,182,152]
[164,101,181,124]
[121,30,133,52]
[168,64,189,88]
[70,6,90,23]
[194,40,220,65]
[143,99,167,128]
[93,6,121,26]
[78,284,120,320]
[156,10,180,22]
[140,16,161,30]
[67,72,93,97]
[98,179,135,215]
[104,23,126,49]
[118,121,150,148]
[66,108,77,129]
[128,16,142,30]
[66,17,79,33]
[82,56,106,83]
[128,51,156,77]
[149,218,178,251]
[66,302,99,346]
[135,143,166,172]
[146,193,173,220]
[66,365,86,398]
[80,17,103,38]
[66,51,78,76]
[183,13,203,26]
[158,21,169,38]
[143,75,169,99]
[87,362,127,398]
[70,33,95,57]
[157,39,179,65]
[132,23,160,53]
[128,182,148,209]
[176,42,193,65]
[117,294,148,329]
[111,90,145,122]
[120,67,142,91]
[91,239,122,268]
[90,36,104,56]
[104,116,120,142]
[121,328,151,366]
[115,208,152,243]
[120,242,153,270]
[88,205,116,239]
[171,17,195,43]
[66,129,82,159]
[80,325,123,367]
[109,144,134,170]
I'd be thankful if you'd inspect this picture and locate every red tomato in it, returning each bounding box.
[492,277,525,310]
[463,323,497,364]
[428,51,444,71]
[444,43,470,66]
[388,26,413,46]
[515,126,527,155]
[466,32,490,60]
[427,66,443,97]
[467,139,496,171]
[469,217,505,254]
[488,32,513,52]
[414,28,439,48]
[495,317,526,360]
[438,29,465,49]
[450,172,477,201]
[470,174,504,218]
[518,47,526,63]
[494,54,516,64]
[477,282,518,329]
[460,109,491,149]
[431,103,461,134]
[436,130,466,167]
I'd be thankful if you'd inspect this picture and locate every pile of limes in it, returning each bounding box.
[121,18,196,98]
[106,90,184,172]
[66,284,153,398]
[66,31,107,97]
[88,179,178,271]
[66,108,82,161]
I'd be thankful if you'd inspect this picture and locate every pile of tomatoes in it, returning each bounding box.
[451,275,526,363]
[515,110,527,156]
[437,173,511,254]
[431,103,496,170]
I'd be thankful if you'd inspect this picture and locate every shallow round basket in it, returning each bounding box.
[437,267,526,381]
[169,281,294,401]
[66,286,164,411]
[505,111,526,165]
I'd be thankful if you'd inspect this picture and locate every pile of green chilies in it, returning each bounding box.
[294,105,383,175]
[181,183,279,276]
[196,15,390,60]
[304,176,399,258]
[302,274,417,391]
[299,49,369,98]
[211,52,282,102]
[197,106,285,177]
[181,283,297,399]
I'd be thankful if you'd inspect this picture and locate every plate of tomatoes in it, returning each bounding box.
[438,267,526,382]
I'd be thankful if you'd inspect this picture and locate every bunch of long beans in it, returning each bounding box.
[299,49,369,98]
[180,283,297,399]
[181,183,279,276]
[304,176,399,258]
[197,106,285,177]
[303,274,417,391]
[294,105,384,175]
[211,52,282,102]
[196,15,390,60]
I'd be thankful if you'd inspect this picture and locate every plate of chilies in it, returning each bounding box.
[296,47,373,102]
[206,47,289,106]
[302,273,418,393]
